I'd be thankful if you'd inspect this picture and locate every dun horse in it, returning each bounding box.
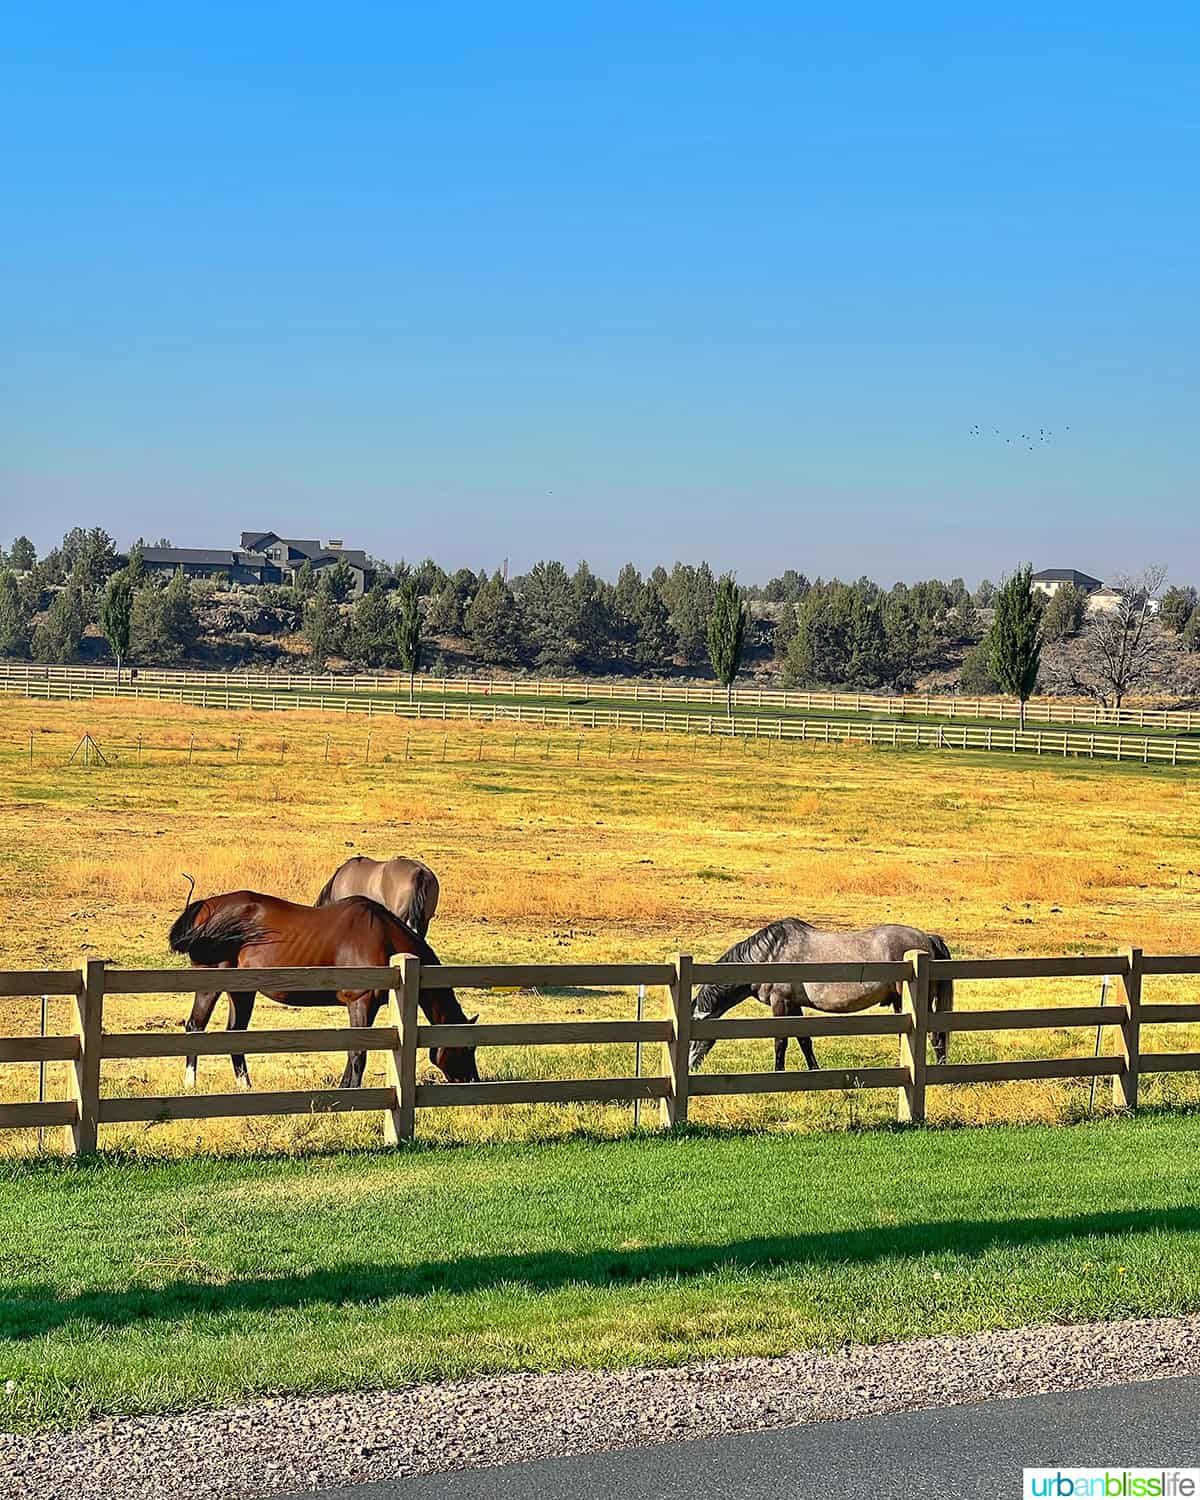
[688,918,955,1071]
[169,888,479,1090]
[316,856,439,939]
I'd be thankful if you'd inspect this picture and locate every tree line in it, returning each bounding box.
[0,530,1191,708]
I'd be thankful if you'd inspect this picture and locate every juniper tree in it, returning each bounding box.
[395,579,424,699]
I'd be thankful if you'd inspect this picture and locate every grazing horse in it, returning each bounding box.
[316,856,439,939]
[169,890,478,1090]
[688,918,955,1071]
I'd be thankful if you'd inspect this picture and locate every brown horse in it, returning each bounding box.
[169,890,478,1090]
[316,856,439,938]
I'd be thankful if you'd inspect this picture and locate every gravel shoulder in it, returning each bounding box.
[4,1314,1198,1500]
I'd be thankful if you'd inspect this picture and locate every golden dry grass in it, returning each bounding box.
[2,696,1199,1155]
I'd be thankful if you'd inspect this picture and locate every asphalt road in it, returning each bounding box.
[283,1377,1200,1500]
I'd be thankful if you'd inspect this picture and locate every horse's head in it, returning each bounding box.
[430,1012,480,1083]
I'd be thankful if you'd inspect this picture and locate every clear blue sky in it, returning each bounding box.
[2,2,1196,584]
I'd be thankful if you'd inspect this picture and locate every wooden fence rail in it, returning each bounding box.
[3,948,1200,1154]
[5,676,1200,769]
[3,662,1198,733]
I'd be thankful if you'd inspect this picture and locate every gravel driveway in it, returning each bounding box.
[3,1313,1197,1500]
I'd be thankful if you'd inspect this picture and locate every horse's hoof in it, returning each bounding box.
[236,1076,252,1093]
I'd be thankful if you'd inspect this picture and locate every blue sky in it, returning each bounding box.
[2,2,1196,584]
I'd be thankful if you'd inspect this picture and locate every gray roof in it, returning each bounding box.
[142,547,244,567]
[1032,568,1103,589]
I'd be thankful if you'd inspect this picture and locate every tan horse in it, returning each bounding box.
[315,855,440,938]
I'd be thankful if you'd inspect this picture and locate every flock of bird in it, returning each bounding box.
[968,424,1069,451]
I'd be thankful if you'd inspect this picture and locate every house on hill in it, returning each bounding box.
[239,533,371,595]
[141,533,372,595]
[1031,568,1103,601]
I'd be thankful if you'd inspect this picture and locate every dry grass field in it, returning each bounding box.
[2,696,1199,1154]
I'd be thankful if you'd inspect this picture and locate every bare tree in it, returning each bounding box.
[1071,567,1168,711]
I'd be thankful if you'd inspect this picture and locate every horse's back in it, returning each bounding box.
[323,855,437,934]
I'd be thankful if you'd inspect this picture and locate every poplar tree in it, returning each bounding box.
[989,564,1043,729]
[707,573,749,715]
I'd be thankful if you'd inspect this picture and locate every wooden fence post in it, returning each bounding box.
[1113,947,1143,1111]
[68,959,105,1155]
[384,954,420,1144]
[660,953,693,1128]
[898,948,929,1124]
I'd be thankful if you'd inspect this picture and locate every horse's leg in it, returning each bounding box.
[798,1025,820,1071]
[183,990,221,1088]
[771,991,792,1071]
[338,995,374,1089]
[226,992,256,1091]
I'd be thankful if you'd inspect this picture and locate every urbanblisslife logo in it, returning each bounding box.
[1024,1472,1200,1497]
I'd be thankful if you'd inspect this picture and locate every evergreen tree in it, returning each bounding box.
[0,570,30,658]
[130,570,198,665]
[9,536,36,573]
[1159,586,1197,635]
[32,582,87,663]
[571,560,611,664]
[959,640,1000,694]
[303,578,343,669]
[1042,582,1087,642]
[974,578,997,608]
[706,574,749,714]
[323,558,355,604]
[948,593,980,643]
[883,591,920,688]
[632,581,674,669]
[350,584,396,667]
[125,544,146,586]
[410,557,446,596]
[99,571,134,681]
[783,583,854,686]
[613,563,643,640]
[395,579,424,698]
[763,569,810,603]
[427,568,475,635]
[522,560,575,668]
[293,560,317,600]
[465,570,523,664]
[989,564,1043,728]
[665,561,716,663]
[845,591,889,687]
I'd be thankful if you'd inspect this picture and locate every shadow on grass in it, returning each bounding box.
[4,1205,1198,1341]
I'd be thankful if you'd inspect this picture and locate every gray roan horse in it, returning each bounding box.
[316,855,440,939]
[688,918,954,1071]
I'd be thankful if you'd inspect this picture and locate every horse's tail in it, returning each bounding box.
[169,898,264,965]
[928,932,954,1059]
[313,870,340,907]
[406,868,438,939]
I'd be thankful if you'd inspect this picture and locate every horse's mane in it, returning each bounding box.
[693,919,811,1016]
[337,895,443,967]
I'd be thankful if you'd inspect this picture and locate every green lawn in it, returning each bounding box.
[4,1112,1200,1432]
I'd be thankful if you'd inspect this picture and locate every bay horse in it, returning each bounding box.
[688,918,955,1072]
[316,856,439,939]
[168,889,479,1090]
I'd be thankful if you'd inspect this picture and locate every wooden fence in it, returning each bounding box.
[5,674,1198,767]
[2,661,1196,732]
[3,950,1200,1154]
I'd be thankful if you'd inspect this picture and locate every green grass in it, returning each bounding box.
[4,1111,1200,1432]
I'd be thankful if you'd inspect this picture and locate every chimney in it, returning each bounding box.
[325,539,343,551]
